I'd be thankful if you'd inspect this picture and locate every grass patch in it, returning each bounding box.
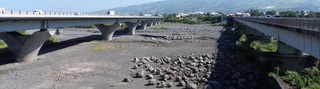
[92,44,128,51]
[0,40,7,48]
[115,45,128,49]
[93,44,112,51]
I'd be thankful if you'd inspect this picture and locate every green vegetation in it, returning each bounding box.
[163,13,228,25]
[239,34,246,43]
[268,67,280,77]
[44,36,59,46]
[250,41,277,52]
[245,9,320,17]
[268,67,320,89]
[17,30,27,35]
[237,34,277,52]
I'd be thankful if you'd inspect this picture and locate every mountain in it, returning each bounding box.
[93,0,320,14]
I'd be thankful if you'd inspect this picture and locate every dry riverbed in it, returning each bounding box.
[0,23,258,89]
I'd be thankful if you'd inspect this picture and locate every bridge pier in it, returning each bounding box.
[139,20,150,30]
[0,30,51,62]
[147,20,156,27]
[153,20,160,25]
[125,21,140,35]
[95,23,121,41]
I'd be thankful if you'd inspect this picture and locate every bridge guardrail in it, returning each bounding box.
[0,9,145,16]
[235,17,320,32]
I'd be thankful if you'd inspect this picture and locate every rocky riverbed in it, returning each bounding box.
[0,23,258,89]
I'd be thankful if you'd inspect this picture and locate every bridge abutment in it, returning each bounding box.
[95,23,121,41]
[0,30,51,62]
[125,21,140,35]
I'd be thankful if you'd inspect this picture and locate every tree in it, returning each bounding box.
[266,10,277,15]
[279,11,299,17]
[248,9,263,16]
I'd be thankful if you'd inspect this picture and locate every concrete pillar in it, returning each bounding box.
[277,41,303,55]
[95,23,121,41]
[156,20,161,25]
[153,20,159,25]
[147,20,156,27]
[140,20,150,30]
[0,30,51,62]
[125,21,140,35]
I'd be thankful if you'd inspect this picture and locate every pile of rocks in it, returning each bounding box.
[124,54,217,89]
[124,52,258,89]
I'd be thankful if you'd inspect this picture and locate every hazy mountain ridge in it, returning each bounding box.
[93,0,320,14]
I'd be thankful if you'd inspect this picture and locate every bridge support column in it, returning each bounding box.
[0,30,51,62]
[95,23,121,41]
[156,20,161,25]
[125,21,140,35]
[153,20,159,25]
[139,20,150,30]
[147,20,156,27]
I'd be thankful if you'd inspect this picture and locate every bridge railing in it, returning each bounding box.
[236,17,320,32]
[0,9,116,16]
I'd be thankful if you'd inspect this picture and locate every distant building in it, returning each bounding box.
[210,12,220,16]
[193,11,205,17]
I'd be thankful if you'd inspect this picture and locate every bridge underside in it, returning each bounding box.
[0,18,162,62]
[235,19,320,59]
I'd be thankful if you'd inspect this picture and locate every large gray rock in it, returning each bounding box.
[146,74,154,79]
[135,70,145,78]
[148,79,157,85]
[123,77,131,82]
[186,83,197,89]
[133,57,140,63]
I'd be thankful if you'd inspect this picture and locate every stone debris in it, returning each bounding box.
[123,77,131,82]
[186,83,197,89]
[132,65,138,69]
[148,79,157,85]
[126,52,257,89]
[135,70,145,78]
[146,74,154,79]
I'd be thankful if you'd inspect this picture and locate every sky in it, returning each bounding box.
[0,0,165,12]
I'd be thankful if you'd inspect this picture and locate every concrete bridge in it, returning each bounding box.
[0,10,163,62]
[234,17,320,59]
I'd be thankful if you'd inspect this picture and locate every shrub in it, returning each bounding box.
[269,67,280,77]
[281,67,320,89]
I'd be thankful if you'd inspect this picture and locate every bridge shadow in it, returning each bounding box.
[0,30,133,65]
[209,30,274,89]
[40,29,133,54]
[39,35,103,55]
